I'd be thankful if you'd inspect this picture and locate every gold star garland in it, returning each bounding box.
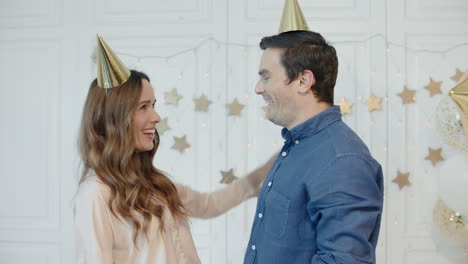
[424,147,444,166]
[261,106,269,119]
[364,93,383,112]
[156,117,171,136]
[220,168,238,184]
[165,88,183,105]
[193,94,212,112]
[226,98,245,116]
[451,68,465,82]
[172,135,191,153]
[424,78,443,97]
[392,170,411,190]
[338,97,353,115]
[397,86,416,104]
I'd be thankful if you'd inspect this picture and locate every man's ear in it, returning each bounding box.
[298,70,316,95]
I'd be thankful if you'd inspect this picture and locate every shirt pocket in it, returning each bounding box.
[262,188,290,239]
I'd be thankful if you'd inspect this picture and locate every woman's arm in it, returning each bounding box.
[177,154,277,218]
[74,179,114,264]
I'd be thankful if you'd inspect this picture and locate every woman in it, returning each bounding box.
[74,37,273,264]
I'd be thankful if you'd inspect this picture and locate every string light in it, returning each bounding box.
[115,34,468,63]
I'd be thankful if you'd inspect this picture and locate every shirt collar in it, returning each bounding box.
[281,105,342,142]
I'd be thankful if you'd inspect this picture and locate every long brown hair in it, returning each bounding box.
[78,70,187,243]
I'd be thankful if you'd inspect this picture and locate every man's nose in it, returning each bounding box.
[255,81,264,94]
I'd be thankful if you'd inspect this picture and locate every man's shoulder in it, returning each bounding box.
[318,121,382,171]
[326,121,371,154]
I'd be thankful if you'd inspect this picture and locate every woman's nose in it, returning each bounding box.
[152,109,161,123]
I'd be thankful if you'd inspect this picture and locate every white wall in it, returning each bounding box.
[0,0,467,263]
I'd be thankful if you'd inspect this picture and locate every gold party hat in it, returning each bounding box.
[449,71,468,137]
[96,35,130,89]
[278,0,310,33]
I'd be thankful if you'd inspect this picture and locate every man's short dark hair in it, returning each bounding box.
[259,30,338,105]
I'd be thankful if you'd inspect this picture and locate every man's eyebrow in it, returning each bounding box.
[258,69,269,76]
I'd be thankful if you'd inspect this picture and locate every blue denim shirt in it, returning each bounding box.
[244,106,384,264]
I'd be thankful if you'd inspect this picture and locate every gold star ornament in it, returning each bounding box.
[449,71,468,138]
[165,88,183,105]
[392,170,411,190]
[193,94,212,112]
[424,147,444,166]
[226,98,245,116]
[424,78,443,97]
[397,86,416,105]
[156,117,171,136]
[364,93,383,112]
[338,97,353,115]
[220,168,238,184]
[172,135,191,153]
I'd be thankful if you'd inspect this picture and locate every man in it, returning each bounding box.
[243,30,384,264]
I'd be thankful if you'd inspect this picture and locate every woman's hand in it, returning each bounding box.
[246,153,277,195]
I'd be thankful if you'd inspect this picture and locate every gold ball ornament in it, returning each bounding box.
[433,199,468,245]
[435,96,468,152]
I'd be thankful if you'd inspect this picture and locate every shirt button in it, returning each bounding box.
[282,151,287,157]
[295,140,300,144]
[258,213,263,218]
[267,181,272,187]
[251,245,256,250]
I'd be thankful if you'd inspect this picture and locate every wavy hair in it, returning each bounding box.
[78,70,187,244]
